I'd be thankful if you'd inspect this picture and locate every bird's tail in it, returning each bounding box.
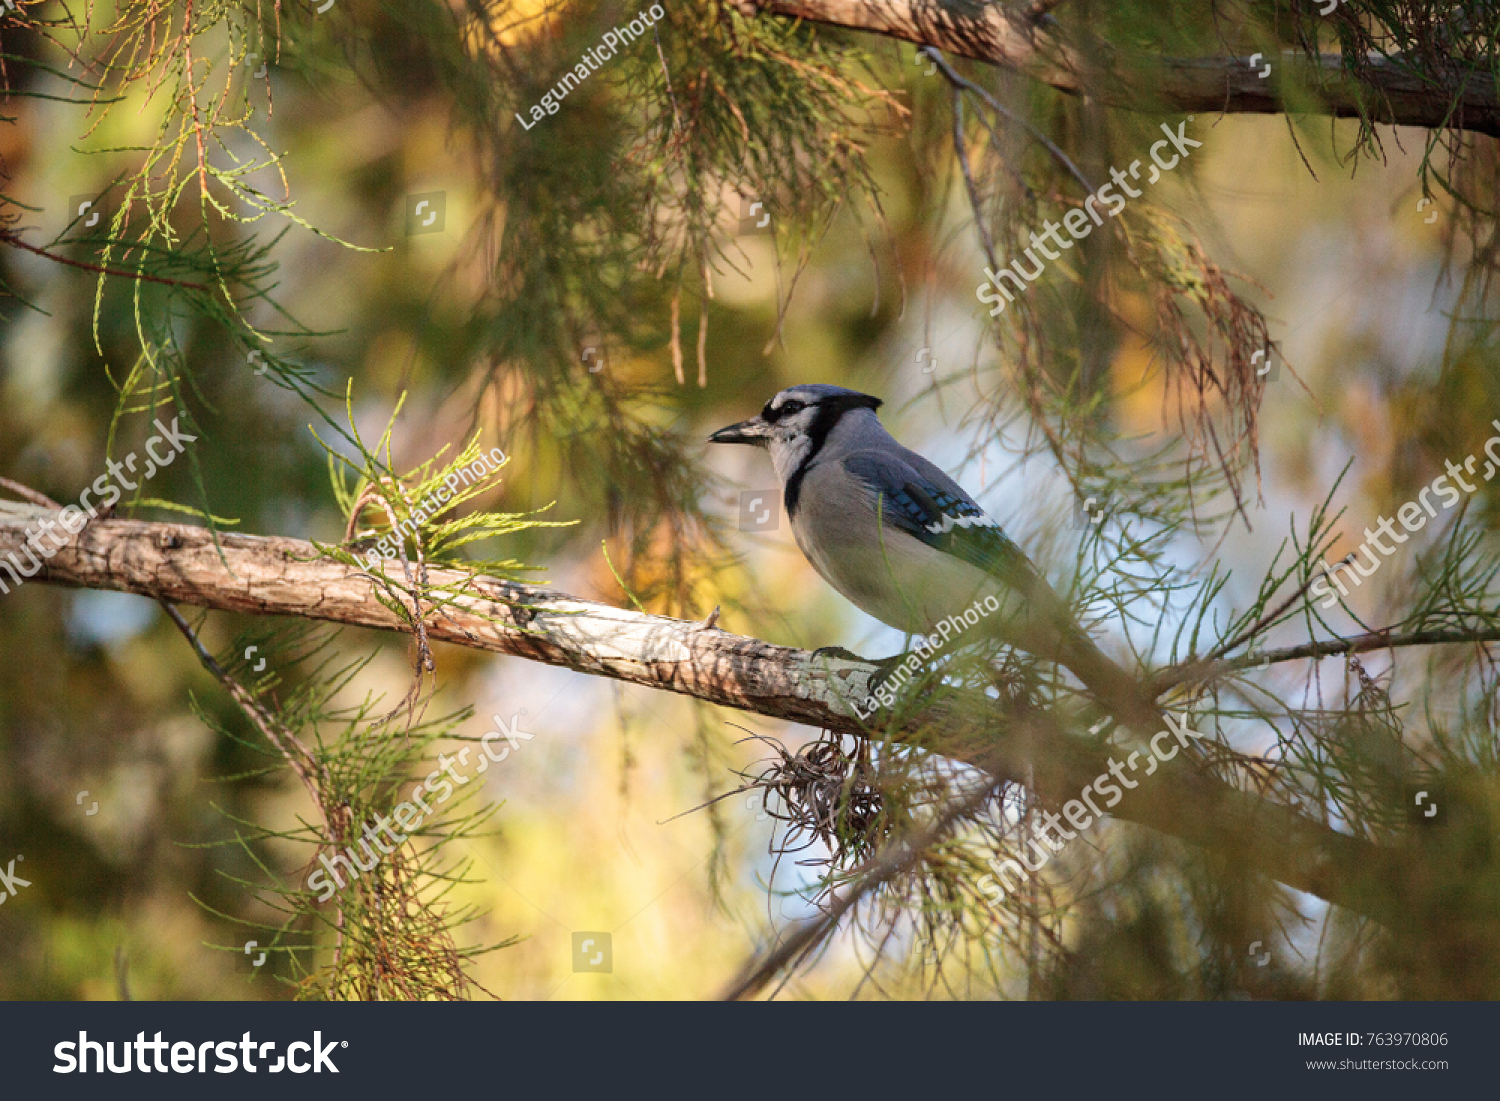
[1054,624,1171,740]
[1016,579,1171,740]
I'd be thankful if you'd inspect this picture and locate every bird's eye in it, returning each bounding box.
[780,400,804,414]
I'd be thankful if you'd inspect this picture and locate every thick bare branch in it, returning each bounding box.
[0,506,881,733]
[0,507,1416,923]
[748,0,1500,137]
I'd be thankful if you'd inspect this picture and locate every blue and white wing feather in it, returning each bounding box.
[841,451,1041,596]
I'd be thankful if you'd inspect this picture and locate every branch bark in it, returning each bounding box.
[0,507,1414,924]
[749,0,1500,137]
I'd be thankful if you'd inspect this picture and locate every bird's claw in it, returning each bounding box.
[811,645,869,663]
[810,647,925,696]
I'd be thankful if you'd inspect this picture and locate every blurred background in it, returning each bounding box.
[0,0,1494,999]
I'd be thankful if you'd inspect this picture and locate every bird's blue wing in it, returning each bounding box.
[842,451,1040,594]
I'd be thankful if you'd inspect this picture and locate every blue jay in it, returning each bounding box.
[710,384,1158,728]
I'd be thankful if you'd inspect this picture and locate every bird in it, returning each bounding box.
[709,383,1161,732]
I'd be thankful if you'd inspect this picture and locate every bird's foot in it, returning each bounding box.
[810,645,870,664]
[811,647,930,698]
[867,651,916,696]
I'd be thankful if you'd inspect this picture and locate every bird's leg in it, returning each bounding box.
[867,651,916,696]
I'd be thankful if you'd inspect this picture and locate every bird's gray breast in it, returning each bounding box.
[788,457,1006,636]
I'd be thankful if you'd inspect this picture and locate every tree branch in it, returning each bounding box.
[1154,624,1500,694]
[746,0,1500,138]
[0,507,1420,924]
[0,231,214,292]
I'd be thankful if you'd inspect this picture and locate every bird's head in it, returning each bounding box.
[708,384,884,482]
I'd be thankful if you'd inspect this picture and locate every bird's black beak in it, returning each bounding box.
[708,417,768,446]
